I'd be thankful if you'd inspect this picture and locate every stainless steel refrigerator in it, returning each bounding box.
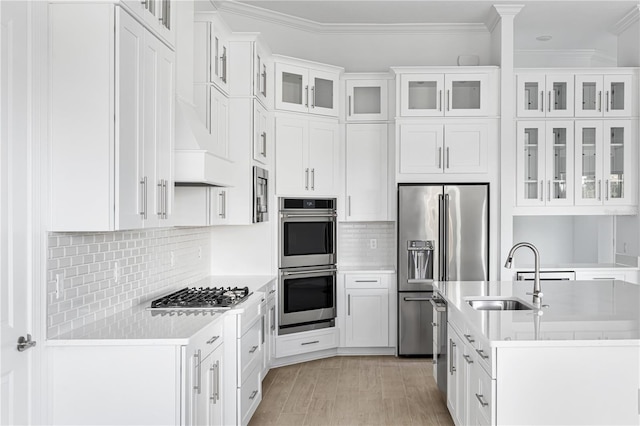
[398,183,489,356]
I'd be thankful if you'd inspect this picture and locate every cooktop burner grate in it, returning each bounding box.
[150,286,251,309]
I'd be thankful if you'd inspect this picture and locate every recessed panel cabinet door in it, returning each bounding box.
[574,121,603,206]
[603,120,634,206]
[544,121,574,206]
[398,124,444,174]
[345,289,389,347]
[516,121,546,206]
[275,117,307,195]
[308,120,339,195]
[444,124,488,174]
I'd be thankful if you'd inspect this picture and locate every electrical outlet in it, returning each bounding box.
[55,274,62,299]
[170,251,175,267]
[370,239,377,249]
[114,261,119,283]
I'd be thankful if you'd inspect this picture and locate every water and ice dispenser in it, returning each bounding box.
[407,240,434,282]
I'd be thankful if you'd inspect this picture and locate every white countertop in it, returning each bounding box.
[515,263,638,270]
[434,280,640,346]
[48,275,276,345]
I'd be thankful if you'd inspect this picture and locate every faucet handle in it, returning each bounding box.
[526,292,544,297]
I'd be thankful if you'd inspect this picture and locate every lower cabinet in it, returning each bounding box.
[344,275,389,347]
[261,282,277,378]
[191,342,224,426]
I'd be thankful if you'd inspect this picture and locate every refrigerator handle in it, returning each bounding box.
[443,194,449,281]
[438,194,445,281]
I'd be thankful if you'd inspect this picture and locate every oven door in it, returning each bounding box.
[279,213,336,268]
[279,267,336,329]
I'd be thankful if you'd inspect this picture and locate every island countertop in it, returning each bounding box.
[433,280,640,345]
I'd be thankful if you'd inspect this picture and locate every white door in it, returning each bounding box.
[574,120,603,206]
[444,123,488,174]
[603,120,634,206]
[516,121,546,206]
[308,69,339,117]
[345,124,388,221]
[397,123,444,174]
[544,121,573,205]
[155,36,174,221]
[444,73,489,116]
[275,116,307,195]
[307,120,339,195]
[274,63,309,114]
[399,74,445,117]
[142,24,160,228]
[345,79,388,121]
[516,74,546,118]
[603,75,633,117]
[575,75,604,117]
[253,101,268,164]
[345,289,389,347]
[1,1,35,423]
[545,74,574,117]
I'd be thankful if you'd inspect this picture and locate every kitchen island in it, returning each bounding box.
[434,279,640,426]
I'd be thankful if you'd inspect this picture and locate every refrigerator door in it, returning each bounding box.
[398,185,441,291]
[398,292,434,356]
[443,184,489,281]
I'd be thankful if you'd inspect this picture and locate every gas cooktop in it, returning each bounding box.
[149,286,251,311]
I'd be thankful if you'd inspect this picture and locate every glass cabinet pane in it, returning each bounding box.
[524,82,539,111]
[282,72,303,106]
[313,77,333,109]
[524,128,539,199]
[408,81,438,110]
[551,127,567,200]
[353,87,381,114]
[451,81,480,110]
[610,82,625,112]
[581,82,597,111]
[552,82,568,111]
[609,126,624,199]
[580,127,597,200]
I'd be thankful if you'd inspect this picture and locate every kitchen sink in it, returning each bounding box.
[467,298,533,311]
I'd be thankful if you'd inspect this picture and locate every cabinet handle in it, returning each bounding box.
[548,90,552,112]
[261,132,267,157]
[164,179,169,218]
[475,393,489,407]
[270,306,275,331]
[463,354,474,364]
[431,322,438,327]
[606,90,610,112]
[249,390,259,400]
[262,67,267,97]
[598,91,602,112]
[447,90,451,111]
[539,180,543,202]
[206,335,220,345]
[305,168,309,190]
[540,90,544,112]
[249,345,258,354]
[348,95,352,116]
[439,90,443,111]
[348,294,351,315]
[220,48,227,83]
[193,349,202,394]
[347,195,351,216]
[210,360,220,403]
[548,180,551,201]
[464,334,475,343]
[311,168,315,190]
[449,339,456,373]
[262,316,265,344]
[305,85,309,107]
[139,178,146,218]
[218,191,226,218]
[355,280,378,283]
[597,179,602,200]
[311,86,315,108]
[605,180,609,200]
[476,348,489,359]
[446,147,450,169]
[301,340,319,346]
[438,147,442,169]
[158,180,163,218]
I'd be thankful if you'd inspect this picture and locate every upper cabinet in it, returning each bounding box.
[194,13,231,93]
[49,4,174,231]
[344,77,390,122]
[274,56,343,117]
[575,74,633,117]
[122,0,174,47]
[394,68,499,117]
[517,74,574,117]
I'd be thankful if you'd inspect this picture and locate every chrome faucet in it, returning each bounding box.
[504,242,543,308]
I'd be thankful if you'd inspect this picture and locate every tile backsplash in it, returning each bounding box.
[47,227,211,338]
[338,222,396,268]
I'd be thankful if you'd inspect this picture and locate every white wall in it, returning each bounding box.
[617,19,640,67]
[210,223,275,274]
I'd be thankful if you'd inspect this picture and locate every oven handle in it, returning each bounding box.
[280,213,337,218]
[282,268,337,276]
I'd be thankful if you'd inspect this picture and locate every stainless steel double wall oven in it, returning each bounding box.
[278,198,337,335]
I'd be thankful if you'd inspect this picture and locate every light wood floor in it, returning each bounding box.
[249,356,454,426]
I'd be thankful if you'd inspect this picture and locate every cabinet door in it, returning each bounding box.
[211,87,229,159]
[275,63,310,114]
[275,116,308,195]
[172,187,210,227]
[308,120,339,195]
[444,124,488,174]
[345,124,388,221]
[516,121,546,206]
[254,44,269,105]
[253,101,269,164]
[516,74,545,118]
[604,75,633,117]
[447,326,464,425]
[575,75,604,117]
[309,69,339,117]
[210,188,230,225]
[546,75,574,117]
[345,288,389,347]
[346,79,388,121]
[574,121,603,206]
[210,25,229,91]
[142,33,160,227]
[398,123,444,174]
[544,121,574,205]
[116,8,145,230]
[444,73,489,116]
[603,120,633,206]
[205,346,224,426]
[156,40,174,222]
[400,74,445,117]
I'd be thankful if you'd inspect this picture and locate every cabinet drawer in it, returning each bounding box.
[188,317,224,359]
[239,318,262,382]
[471,361,493,421]
[345,275,385,289]
[275,328,338,358]
[239,363,261,426]
[239,293,263,336]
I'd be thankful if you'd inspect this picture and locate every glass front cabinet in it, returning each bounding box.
[516,121,574,206]
[574,120,634,206]
[575,74,633,118]
[274,61,341,117]
[516,74,574,118]
[345,79,389,121]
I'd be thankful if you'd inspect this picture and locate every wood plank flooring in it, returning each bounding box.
[249,356,454,426]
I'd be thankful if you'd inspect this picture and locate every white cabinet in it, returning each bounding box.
[261,282,276,379]
[253,101,269,164]
[574,120,635,207]
[194,84,229,160]
[343,275,389,348]
[516,121,574,207]
[345,78,389,121]
[172,186,229,226]
[575,74,633,117]
[122,0,174,47]
[194,13,230,93]
[49,4,174,231]
[397,71,494,117]
[516,74,574,117]
[345,124,389,221]
[275,116,340,196]
[188,332,224,426]
[274,58,342,117]
[397,122,488,176]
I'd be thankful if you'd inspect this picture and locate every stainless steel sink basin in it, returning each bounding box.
[467,298,533,311]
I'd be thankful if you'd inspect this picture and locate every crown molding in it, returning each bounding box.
[486,4,525,33]
[610,5,640,35]
[213,1,489,35]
